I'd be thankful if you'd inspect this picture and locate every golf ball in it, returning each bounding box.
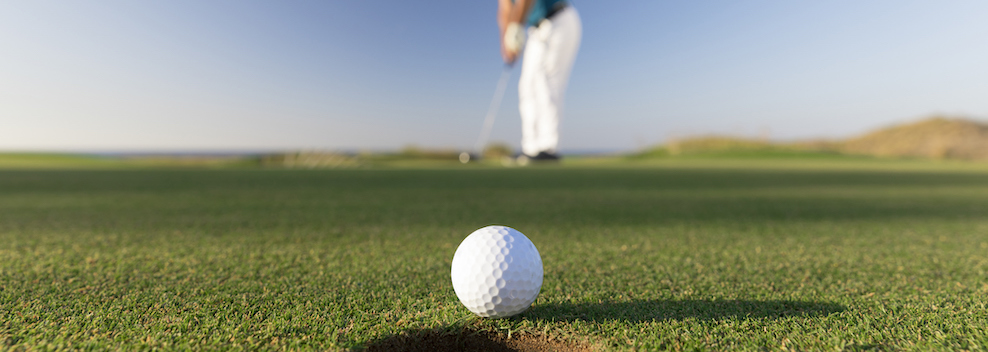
[450,225,543,318]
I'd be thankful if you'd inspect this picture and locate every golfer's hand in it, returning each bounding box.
[501,22,524,65]
[501,40,518,65]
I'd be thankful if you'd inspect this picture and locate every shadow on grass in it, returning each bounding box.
[525,299,846,323]
[359,299,843,351]
[360,325,591,352]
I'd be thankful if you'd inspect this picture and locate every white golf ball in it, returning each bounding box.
[450,225,543,318]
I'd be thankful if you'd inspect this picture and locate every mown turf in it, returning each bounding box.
[1,165,987,350]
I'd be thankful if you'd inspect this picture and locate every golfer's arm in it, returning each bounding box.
[498,0,512,33]
[510,0,534,26]
[499,0,534,31]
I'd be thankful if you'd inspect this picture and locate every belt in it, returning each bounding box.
[545,2,568,21]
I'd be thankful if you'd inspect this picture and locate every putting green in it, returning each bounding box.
[1,165,986,350]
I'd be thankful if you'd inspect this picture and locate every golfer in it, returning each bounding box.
[499,0,581,161]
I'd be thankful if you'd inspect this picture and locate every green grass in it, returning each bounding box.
[0,153,260,169]
[1,162,987,350]
[0,153,124,169]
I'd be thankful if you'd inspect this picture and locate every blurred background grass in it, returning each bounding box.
[5,116,986,170]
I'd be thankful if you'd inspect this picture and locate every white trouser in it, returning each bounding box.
[518,6,581,157]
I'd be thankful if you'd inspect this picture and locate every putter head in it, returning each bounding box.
[459,152,479,164]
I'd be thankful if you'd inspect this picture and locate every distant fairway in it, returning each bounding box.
[1,163,987,350]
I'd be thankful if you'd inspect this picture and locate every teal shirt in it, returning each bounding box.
[518,0,566,27]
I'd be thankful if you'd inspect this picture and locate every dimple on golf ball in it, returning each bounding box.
[450,225,543,318]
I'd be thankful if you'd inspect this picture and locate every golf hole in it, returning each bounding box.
[362,326,592,352]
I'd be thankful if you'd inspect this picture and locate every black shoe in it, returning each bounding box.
[515,151,560,166]
[531,151,560,161]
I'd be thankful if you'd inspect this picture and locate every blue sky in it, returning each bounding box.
[2,1,987,152]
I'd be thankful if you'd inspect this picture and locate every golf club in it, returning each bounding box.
[460,65,512,163]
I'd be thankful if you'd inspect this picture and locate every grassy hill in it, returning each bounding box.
[842,117,988,160]
[635,116,988,162]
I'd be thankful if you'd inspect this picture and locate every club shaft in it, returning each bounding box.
[474,67,512,155]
